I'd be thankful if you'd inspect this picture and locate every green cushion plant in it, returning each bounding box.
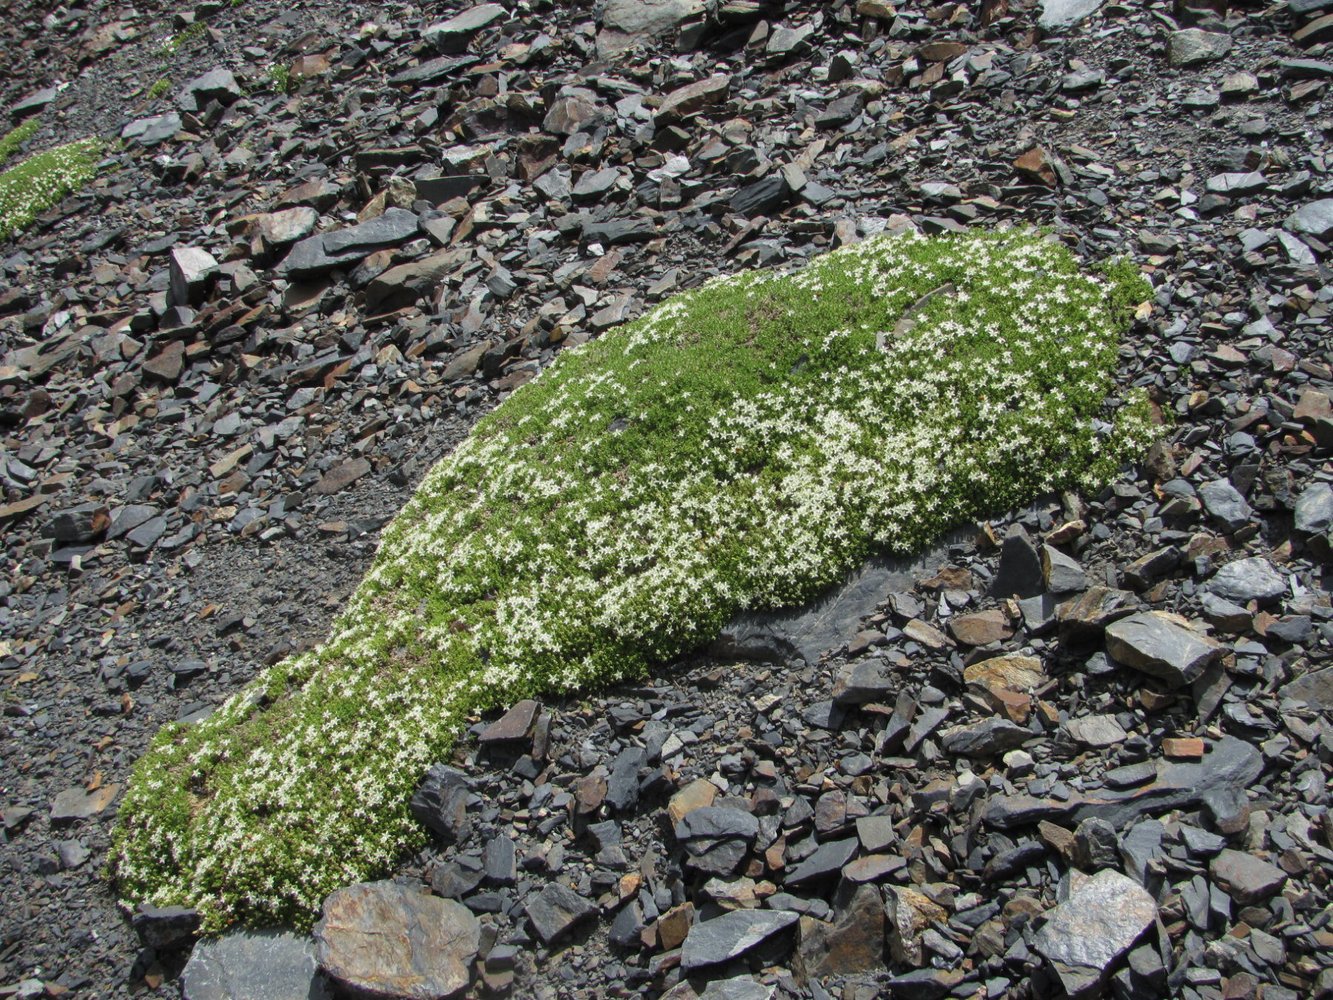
[109,226,1157,931]
[0,119,40,167]
[0,136,103,239]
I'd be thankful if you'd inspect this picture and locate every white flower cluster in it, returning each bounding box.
[110,227,1158,930]
[0,137,103,239]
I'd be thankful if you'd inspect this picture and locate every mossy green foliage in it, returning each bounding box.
[0,119,40,167]
[0,137,103,239]
[147,76,172,100]
[109,228,1157,931]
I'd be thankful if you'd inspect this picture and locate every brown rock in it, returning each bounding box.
[884,886,947,966]
[656,74,731,121]
[668,778,718,825]
[948,609,1013,646]
[314,881,479,1000]
[312,457,372,495]
[1162,737,1204,759]
[1014,147,1057,186]
[656,902,695,951]
[143,340,186,382]
[794,884,885,983]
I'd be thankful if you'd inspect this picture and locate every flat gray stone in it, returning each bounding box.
[121,112,182,146]
[986,736,1262,831]
[314,882,478,1000]
[680,909,799,971]
[713,529,966,664]
[1281,667,1333,710]
[1207,557,1286,605]
[1033,869,1157,996]
[1039,0,1104,29]
[940,718,1029,757]
[279,209,421,277]
[1105,611,1223,688]
[423,4,506,52]
[1169,29,1233,67]
[1286,199,1333,240]
[1210,849,1288,905]
[183,930,330,1000]
[1294,483,1333,534]
[603,0,704,36]
[525,882,598,944]
[1065,714,1128,748]
[1042,545,1087,593]
[169,247,219,308]
[1199,479,1251,530]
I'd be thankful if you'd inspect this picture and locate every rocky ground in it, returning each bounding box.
[1,0,1331,997]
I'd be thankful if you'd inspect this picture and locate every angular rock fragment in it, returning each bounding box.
[680,909,799,971]
[182,930,331,1000]
[1207,557,1286,605]
[1104,611,1223,688]
[1210,849,1288,905]
[940,718,1030,757]
[1032,869,1157,996]
[525,883,598,945]
[1169,29,1232,67]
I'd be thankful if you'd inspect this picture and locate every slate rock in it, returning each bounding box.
[657,75,731,121]
[410,765,471,843]
[1039,0,1105,29]
[1168,30,1233,68]
[180,69,242,108]
[783,838,858,888]
[314,882,478,1000]
[985,736,1262,830]
[525,882,598,944]
[731,174,791,217]
[423,4,506,53]
[279,209,421,277]
[940,718,1030,757]
[169,247,219,308]
[1207,557,1286,605]
[1104,611,1223,688]
[1293,483,1333,534]
[602,0,704,37]
[680,909,799,971]
[1032,869,1157,996]
[1199,479,1251,530]
[132,903,201,951]
[182,930,331,1000]
[121,112,182,146]
[1286,199,1333,241]
[1065,714,1127,748]
[580,217,656,246]
[832,659,895,705]
[991,528,1044,598]
[49,783,119,823]
[794,884,885,982]
[1210,849,1288,905]
[1280,667,1333,710]
[1042,545,1087,593]
[715,534,961,664]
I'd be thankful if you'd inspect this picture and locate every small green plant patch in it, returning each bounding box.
[160,20,208,57]
[109,228,1156,930]
[0,119,40,167]
[0,137,103,239]
[147,76,172,100]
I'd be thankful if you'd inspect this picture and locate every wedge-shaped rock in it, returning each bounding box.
[279,209,420,277]
[1105,611,1222,688]
[1033,869,1157,997]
